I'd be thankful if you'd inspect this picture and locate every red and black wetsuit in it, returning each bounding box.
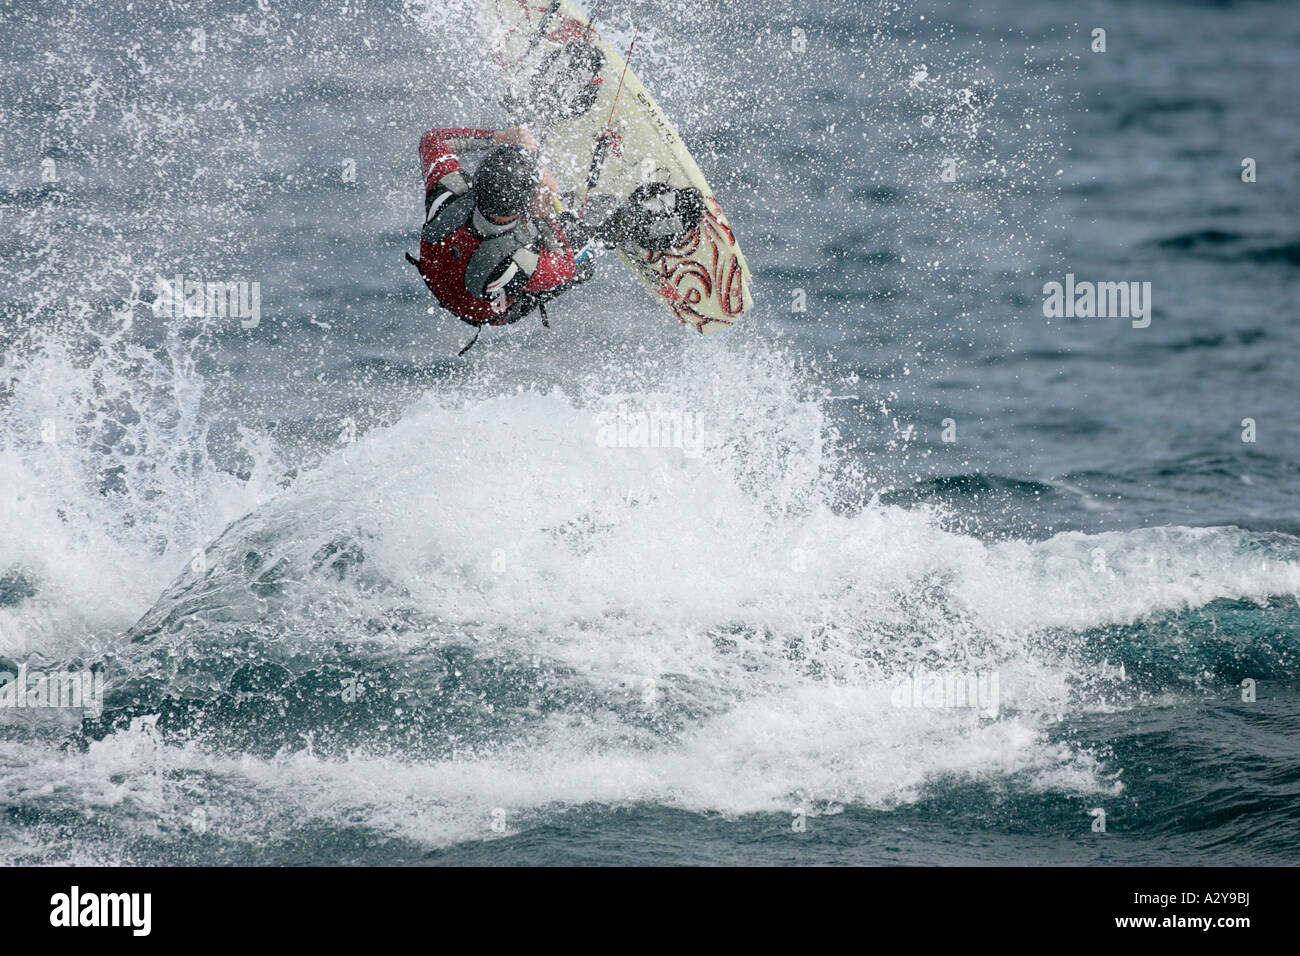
[418,128,579,326]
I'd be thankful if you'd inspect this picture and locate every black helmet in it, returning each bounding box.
[473,145,540,218]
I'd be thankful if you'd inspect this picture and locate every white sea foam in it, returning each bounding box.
[1,325,1294,858]
[0,0,1294,862]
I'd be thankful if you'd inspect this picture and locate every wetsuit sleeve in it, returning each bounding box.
[524,219,578,292]
[419,127,496,192]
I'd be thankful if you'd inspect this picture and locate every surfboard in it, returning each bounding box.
[475,0,753,335]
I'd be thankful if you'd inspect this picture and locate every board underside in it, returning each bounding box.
[476,0,753,334]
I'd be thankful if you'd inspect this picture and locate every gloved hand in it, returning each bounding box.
[571,243,598,285]
[555,209,592,246]
[493,126,539,151]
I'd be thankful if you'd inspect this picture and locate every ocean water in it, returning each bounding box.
[0,0,1297,865]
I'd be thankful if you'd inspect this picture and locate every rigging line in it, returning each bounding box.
[580,24,640,219]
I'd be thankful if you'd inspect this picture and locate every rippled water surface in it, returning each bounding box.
[1,0,1297,864]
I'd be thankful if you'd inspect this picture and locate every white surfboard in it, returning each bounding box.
[476,0,753,334]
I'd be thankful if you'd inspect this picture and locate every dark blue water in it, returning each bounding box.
[1,0,1297,865]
